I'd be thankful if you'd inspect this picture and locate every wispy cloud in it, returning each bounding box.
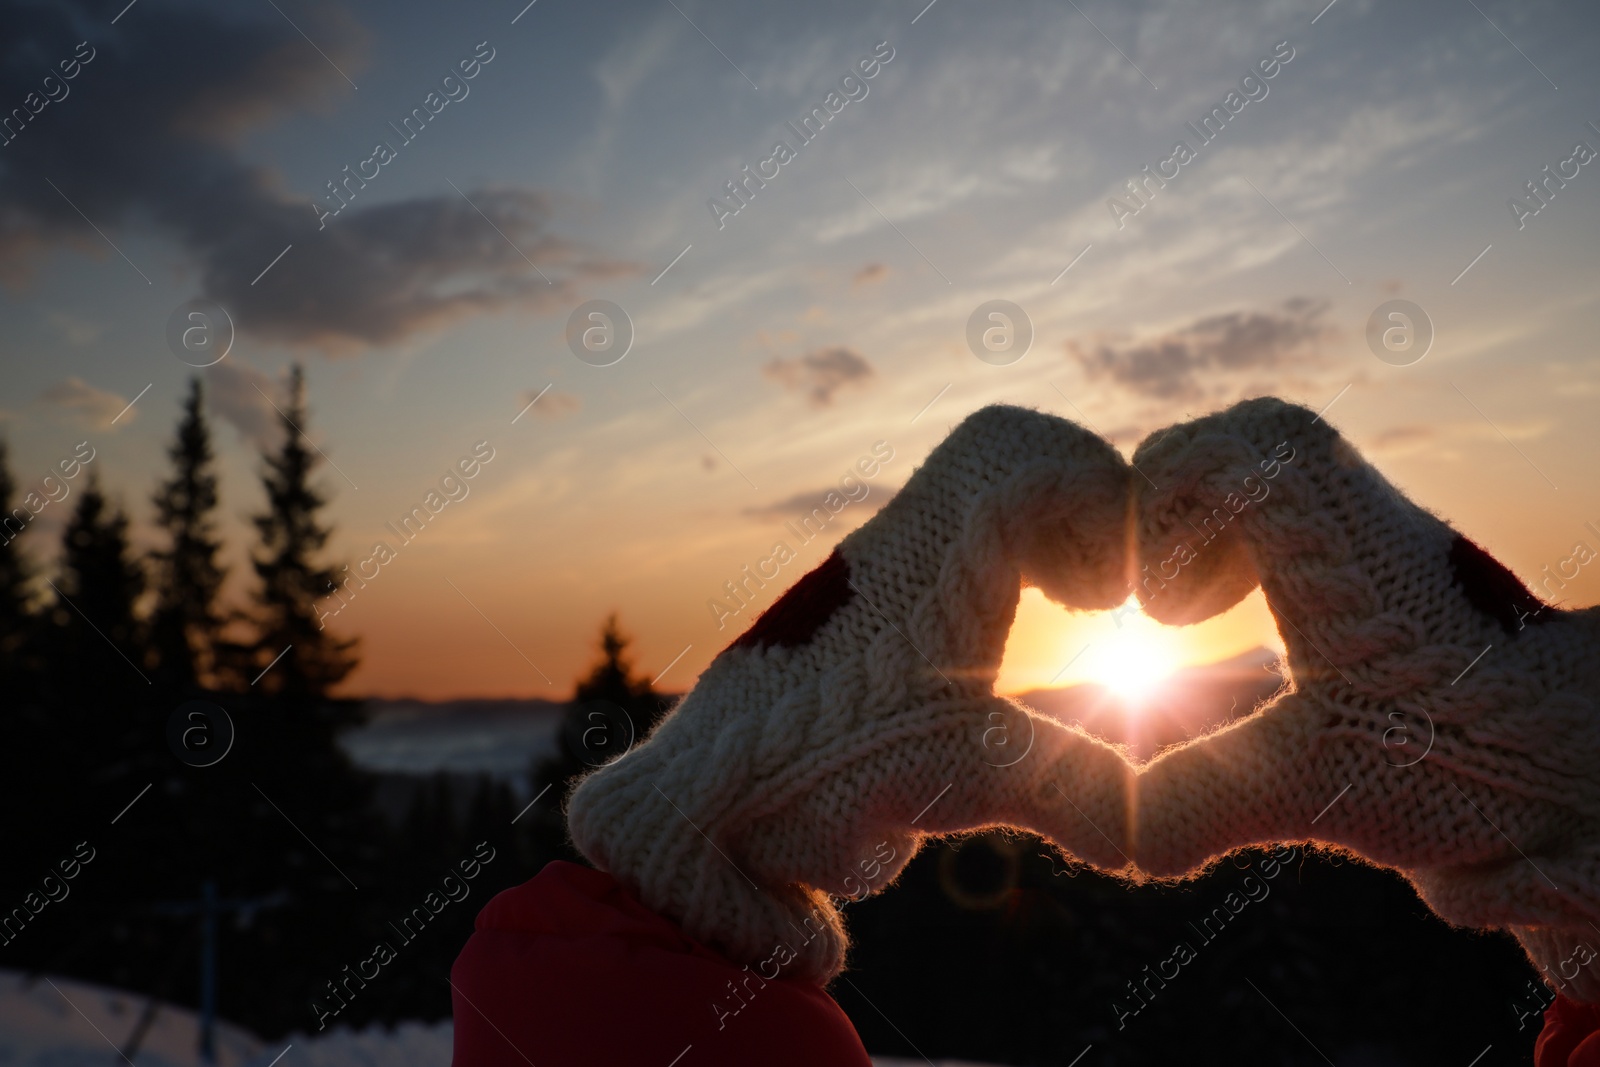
[207,359,283,448]
[742,486,886,522]
[46,311,102,346]
[41,377,130,428]
[1069,298,1332,402]
[764,346,875,406]
[852,262,890,288]
[523,388,582,420]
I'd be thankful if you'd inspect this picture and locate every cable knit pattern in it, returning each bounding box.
[1130,396,1600,1000]
[567,406,1136,984]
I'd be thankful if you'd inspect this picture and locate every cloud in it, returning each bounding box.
[593,9,680,112]
[743,487,886,522]
[523,388,581,420]
[46,311,102,345]
[227,188,635,352]
[206,360,283,448]
[763,346,874,407]
[0,2,639,352]
[1368,417,1556,460]
[852,263,890,288]
[1069,298,1332,401]
[1370,425,1435,450]
[41,377,130,428]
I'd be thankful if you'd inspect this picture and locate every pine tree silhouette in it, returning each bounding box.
[0,437,48,917]
[53,472,147,689]
[36,474,158,993]
[151,378,229,693]
[0,437,34,680]
[207,365,382,1036]
[250,364,357,701]
[574,614,653,708]
[533,614,673,818]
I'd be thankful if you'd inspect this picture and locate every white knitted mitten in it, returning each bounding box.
[1129,396,1600,999]
[567,406,1136,984]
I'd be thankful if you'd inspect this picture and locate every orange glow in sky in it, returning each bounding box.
[993,588,1285,697]
[10,0,1595,707]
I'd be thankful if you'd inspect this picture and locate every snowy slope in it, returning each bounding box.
[239,1022,452,1067]
[0,969,262,1066]
[0,969,999,1067]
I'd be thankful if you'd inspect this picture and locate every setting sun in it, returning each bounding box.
[995,589,1286,698]
[1072,598,1186,702]
[1081,618,1183,702]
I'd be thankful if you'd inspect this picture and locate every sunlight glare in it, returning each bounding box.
[994,587,1285,697]
[1080,600,1183,702]
[1083,627,1179,701]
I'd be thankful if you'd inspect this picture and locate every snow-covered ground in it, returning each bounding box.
[0,967,456,1067]
[0,969,263,1067]
[0,970,999,1066]
[239,1022,453,1067]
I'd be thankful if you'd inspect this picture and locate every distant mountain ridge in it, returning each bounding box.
[1016,647,1284,762]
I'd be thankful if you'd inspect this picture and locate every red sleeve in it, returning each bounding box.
[1537,995,1600,1067]
[450,862,873,1067]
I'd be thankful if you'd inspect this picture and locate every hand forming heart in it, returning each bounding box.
[1131,396,1600,1000]
[567,398,1600,1000]
[568,405,1137,984]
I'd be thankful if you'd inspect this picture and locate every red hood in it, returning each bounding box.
[450,861,872,1067]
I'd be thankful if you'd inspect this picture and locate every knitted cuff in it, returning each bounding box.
[1521,928,1600,1007]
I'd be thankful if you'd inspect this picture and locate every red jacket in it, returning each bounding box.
[1539,995,1600,1067]
[450,861,873,1067]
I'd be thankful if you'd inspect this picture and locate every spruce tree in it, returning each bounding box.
[533,614,672,815]
[232,364,380,1036]
[0,438,45,913]
[55,473,146,684]
[151,378,228,692]
[568,613,671,757]
[250,364,357,699]
[0,437,33,677]
[45,473,153,922]
[575,614,653,708]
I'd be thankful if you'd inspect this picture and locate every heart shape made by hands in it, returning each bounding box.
[568,405,1140,984]
[1129,396,1600,1001]
[567,397,1600,1002]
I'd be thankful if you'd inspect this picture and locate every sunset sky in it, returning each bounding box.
[3,0,1598,699]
